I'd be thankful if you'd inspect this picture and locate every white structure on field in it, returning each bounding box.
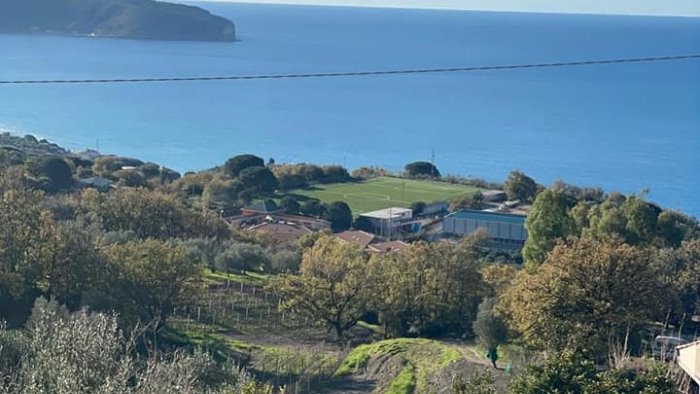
[359,207,415,239]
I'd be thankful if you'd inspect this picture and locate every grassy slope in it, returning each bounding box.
[203,269,269,286]
[166,269,346,390]
[285,177,479,215]
[334,338,468,394]
[168,270,512,393]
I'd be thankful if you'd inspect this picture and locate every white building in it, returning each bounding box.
[678,340,700,392]
[360,207,415,239]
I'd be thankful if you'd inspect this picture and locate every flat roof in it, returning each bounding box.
[446,209,526,224]
[360,207,413,219]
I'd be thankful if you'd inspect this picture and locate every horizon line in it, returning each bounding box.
[188,0,700,18]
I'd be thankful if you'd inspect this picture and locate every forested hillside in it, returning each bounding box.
[0,136,698,393]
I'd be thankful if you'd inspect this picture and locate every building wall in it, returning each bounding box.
[361,210,413,237]
[679,343,700,386]
[443,216,528,242]
[366,217,396,237]
[365,217,413,238]
[422,201,449,216]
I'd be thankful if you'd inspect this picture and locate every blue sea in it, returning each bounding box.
[1,3,699,215]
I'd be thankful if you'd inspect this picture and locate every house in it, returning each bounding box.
[77,177,114,192]
[240,200,285,217]
[443,209,528,249]
[227,209,331,232]
[248,221,312,244]
[335,230,410,253]
[678,340,700,393]
[482,190,507,203]
[335,230,376,249]
[368,240,411,253]
[226,200,331,240]
[359,207,416,239]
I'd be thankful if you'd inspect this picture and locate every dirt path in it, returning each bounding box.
[454,345,491,366]
[318,376,376,394]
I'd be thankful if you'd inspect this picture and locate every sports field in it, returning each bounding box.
[286,176,479,215]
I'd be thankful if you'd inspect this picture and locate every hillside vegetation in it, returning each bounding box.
[0,136,697,393]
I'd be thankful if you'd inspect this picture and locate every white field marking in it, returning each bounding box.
[343,193,392,201]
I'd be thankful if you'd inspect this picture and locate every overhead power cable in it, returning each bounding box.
[1,54,698,85]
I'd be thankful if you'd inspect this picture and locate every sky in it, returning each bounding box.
[190,0,700,17]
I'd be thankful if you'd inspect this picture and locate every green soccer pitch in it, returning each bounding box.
[284,177,480,215]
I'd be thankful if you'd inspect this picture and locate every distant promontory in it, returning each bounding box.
[0,0,236,42]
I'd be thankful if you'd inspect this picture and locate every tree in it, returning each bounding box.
[551,179,604,203]
[300,200,326,217]
[269,236,371,342]
[223,154,264,177]
[181,238,221,271]
[586,194,628,241]
[83,188,228,240]
[351,166,388,179]
[44,221,109,311]
[324,201,353,232]
[373,236,485,338]
[504,170,537,202]
[404,161,440,178]
[202,175,236,209]
[623,195,660,244]
[105,239,200,326]
[656,210,697,247]
[3,297,251,393]
[270,249,301,273]
[352,216,374,232]
[279,196,301,214]
[522,189,575,268]
[277,173,308,190]
[0,147,26,169]
[27,157,73,192]
[511,351,678,394]
[214,242,270,274]
[91,156,143,178]
[509,351,599,394]
[449,192,484,211]
[238,166,278,196]
[321,165,351,183]
[451,369,497,394]
[410,201,427,216]
[113,169,145,187]
[0,186,54,322]
[592,366,678,394]
[298,164,324,183]
[502,237,668,357]
[472,298,507,368]
[139,162,161,178]
[481,264,518,298]
[673,239,700,316]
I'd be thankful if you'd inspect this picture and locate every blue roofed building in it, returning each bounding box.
[443,209,528,248]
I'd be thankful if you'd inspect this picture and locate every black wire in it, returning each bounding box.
[1,54,698,85]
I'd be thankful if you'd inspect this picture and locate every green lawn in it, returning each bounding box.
[285,177,479,215]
